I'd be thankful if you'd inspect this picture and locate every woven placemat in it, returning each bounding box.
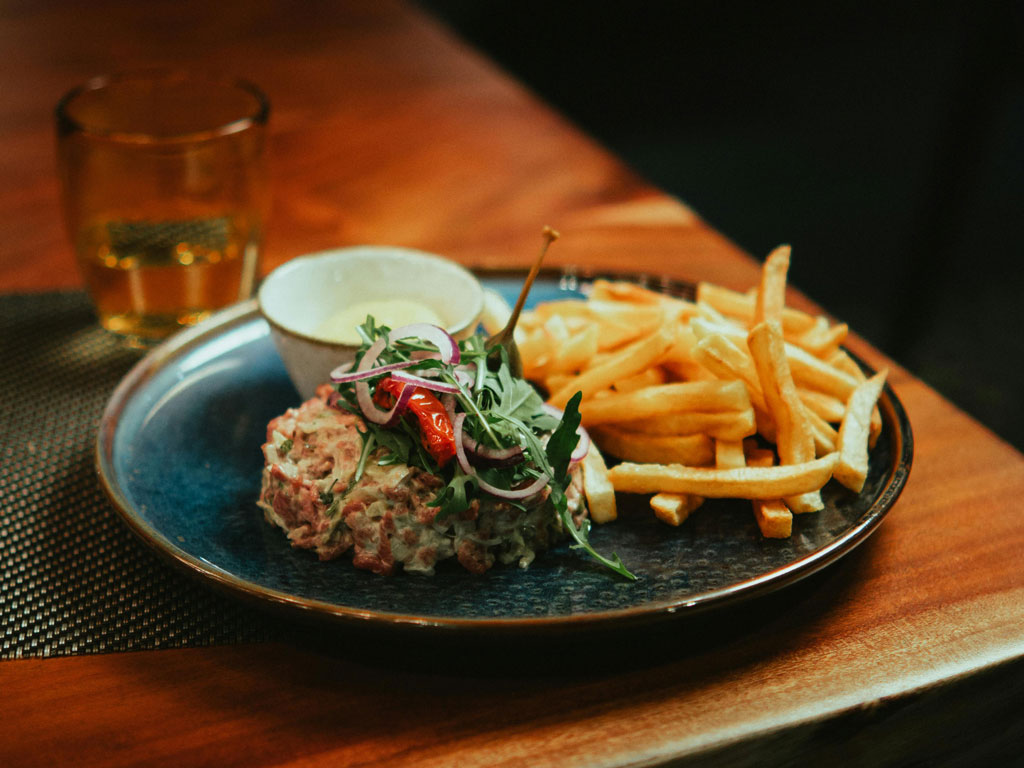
[0,292,275,659]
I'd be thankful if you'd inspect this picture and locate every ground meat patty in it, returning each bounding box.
[257,385,586,575]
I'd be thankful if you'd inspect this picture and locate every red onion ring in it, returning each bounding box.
[391,370,461,394]
[570,426,590,466]
[461,431,524,468]
[441,393,456,421]
[331,358,418,383]
[542,403,590,465]
[453,413,474,476]
[356,375,416,426]
[454,414,549,500]
[479,472,550,500]
[388,323,460,365]
[353,338,391,424]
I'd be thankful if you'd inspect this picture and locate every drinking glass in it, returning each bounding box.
[56,71,269,344]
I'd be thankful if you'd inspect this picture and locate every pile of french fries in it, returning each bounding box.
[517,246,888,538]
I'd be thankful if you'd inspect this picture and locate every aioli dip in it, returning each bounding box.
[314,298,443,344]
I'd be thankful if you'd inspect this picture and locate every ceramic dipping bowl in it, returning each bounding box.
[258,246,484,399]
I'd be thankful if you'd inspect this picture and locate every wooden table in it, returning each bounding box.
[2,2,1022,765]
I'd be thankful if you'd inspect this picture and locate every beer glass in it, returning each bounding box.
[56,71,269,344]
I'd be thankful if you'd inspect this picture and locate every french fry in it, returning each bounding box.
[590,426,714,466]
[581,443,617,524]
[805,404,839,455]
[695,299,742,328]
[715,439,747,470]
[578,380,751,426]
[661,324,699,364]
[747,320,823,513]
[661,360,719,382]
[544,373,574,393]
[692,331,770,412]
[590,279,663,305]
[517,327,552,379]
[529,298,591,319]
[748,321,813,461]
[697,280,816,335]
[617,410,756,441]
[650,493,704,526]
[794,316,848,358]
[607,453,839,498]
[526,299,665,352]
[746,449,793,538]
[545,323,599,375]
[590,279,699,318]
[827,348,866,382]
[754,244,791,326]
[612,367,666,393]
[695,319,860,401]
[798,387,848,423]
[547,326,674,408]
[826,348,881,445]
[785,344,860,402]
[835,370,888,492]
[543,313,571,345]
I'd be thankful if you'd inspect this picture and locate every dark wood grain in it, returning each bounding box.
[1,1,1023,767]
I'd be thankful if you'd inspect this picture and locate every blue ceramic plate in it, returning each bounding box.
[97,271,913,634]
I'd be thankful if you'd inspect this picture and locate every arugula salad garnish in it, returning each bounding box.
[329,317,634,580]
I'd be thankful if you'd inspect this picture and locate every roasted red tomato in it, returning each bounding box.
[374,376,457,467]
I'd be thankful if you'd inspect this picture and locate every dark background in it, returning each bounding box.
[418,0,1024,450]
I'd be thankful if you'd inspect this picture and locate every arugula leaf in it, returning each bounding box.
[370,424,412,466]
[429,469,478,520]
[352,432,376,486]
[559,507,636,580]
[546,391,582,484]
[547,394,635,579]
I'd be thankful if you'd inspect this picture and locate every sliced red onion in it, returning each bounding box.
[454,414,549,500]
[353,337,393,424]
[356,376,416,427]
[453,413,474,476]
[452,368,474,389]
[570,425,590,466]
[388,323,460,365]
[391,370,461,394]
[541,403,564,419]
[356,337,387,372]
[478,472,550,501]
[330,358,418,383]
[441,393,456,421]
[542,403,590,464]
[461,431,524,468]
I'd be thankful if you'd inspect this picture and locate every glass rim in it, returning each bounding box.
[56,69,270,144]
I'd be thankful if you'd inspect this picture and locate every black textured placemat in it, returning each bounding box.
[0,292,274,659]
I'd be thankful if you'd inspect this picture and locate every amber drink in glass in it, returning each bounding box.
[56,71,269,343]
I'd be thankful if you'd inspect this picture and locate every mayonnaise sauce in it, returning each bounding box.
[314,298,444,344]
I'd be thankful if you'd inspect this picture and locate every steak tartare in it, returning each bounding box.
[258,385,586,575]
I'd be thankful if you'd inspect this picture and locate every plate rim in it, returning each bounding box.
[96,269,914,633]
